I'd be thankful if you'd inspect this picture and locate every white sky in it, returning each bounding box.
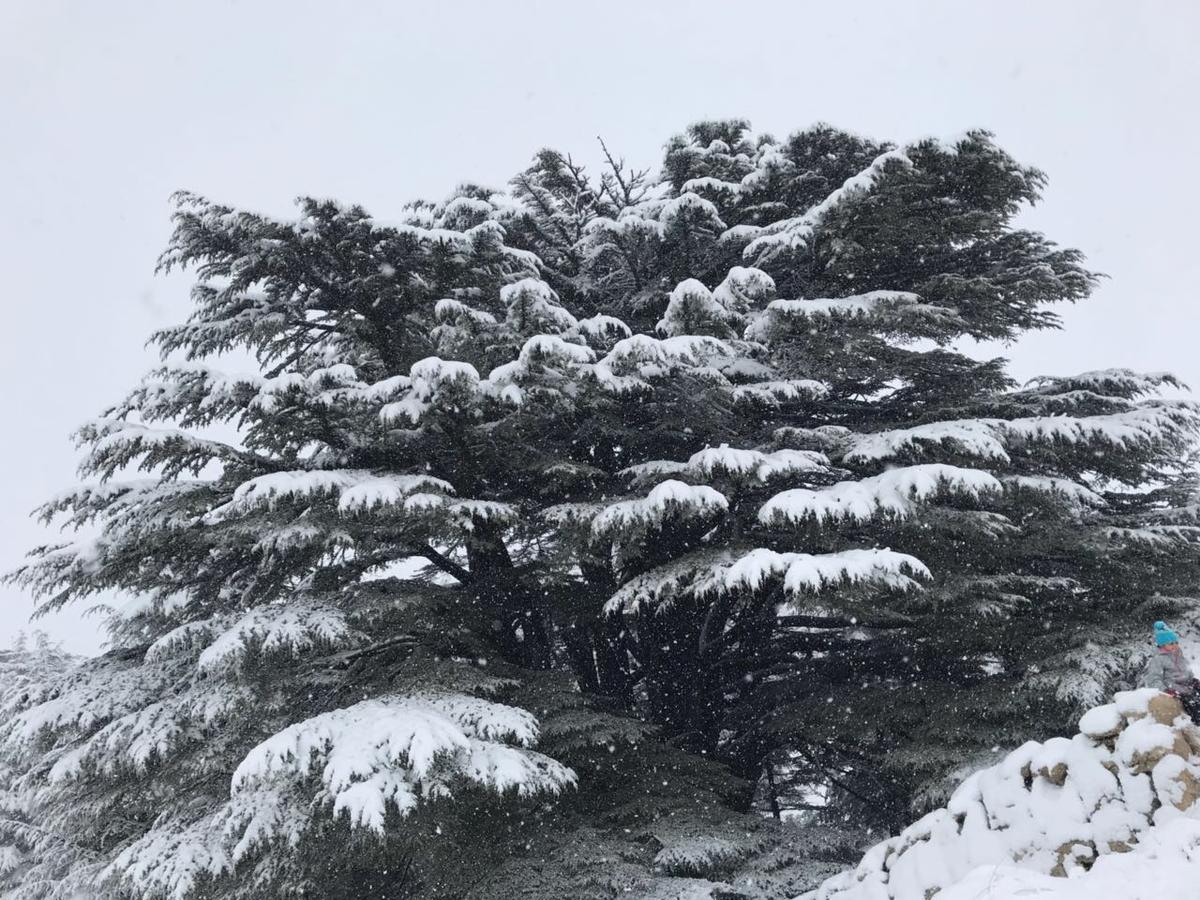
[2,0,1198,655]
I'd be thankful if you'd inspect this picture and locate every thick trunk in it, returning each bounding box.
[638,606,723,755]
[464,523,553,669]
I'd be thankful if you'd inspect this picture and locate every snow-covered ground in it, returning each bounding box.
[935,818,1200,899]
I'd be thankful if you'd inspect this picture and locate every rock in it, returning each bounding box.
[1039,762,1069,786]
[1114,688,1163,721]
[1079,703,1122,739]
[1173,769,1200,811]
[1172,731,1192,759]
[1117,718,1182,774]
[1148,693,1185,726]
[1181,726,1200,755]
[1050,841,1095,877]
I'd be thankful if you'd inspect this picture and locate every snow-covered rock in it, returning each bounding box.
[805,690,1200,900]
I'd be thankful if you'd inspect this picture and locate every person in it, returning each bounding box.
[1144,620,1200,719]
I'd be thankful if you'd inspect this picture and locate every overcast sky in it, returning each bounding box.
[2,0,1198,655]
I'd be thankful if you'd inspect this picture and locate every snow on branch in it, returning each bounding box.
[197,602,364,674]
[592,480,727,537]
[1001,475,1106,511]
[104,812,229,900]
[3,657,162,750]
[500,278,579,335]
[842,404,1198,467]
[591,334,732,393]
[729,379,829,407]
[759,464,1001,526]
[49,680,255,782]
[1025,369,1185,400]
[482,334,596,405]
[604,547,929,615]
[736,148,912,264]
[379,357,482,424]
[604,550,738,614]
[844,420,1011,465]
[569,314,632,347]
[721,547,931,596]
[230,694,575,835]
[210,469,453,520]
[1001,404,1199,450]
[714,265,775,308]
[618,446,830,487]
[685,445,831,482]
[656,278,742,338]
[744,291,962,342]
[77,418,261,480]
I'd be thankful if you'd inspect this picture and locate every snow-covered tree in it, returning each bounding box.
[6,120,1199,899]
[0,634,74,893]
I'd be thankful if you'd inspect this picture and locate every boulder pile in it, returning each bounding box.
[806,689,1200,900]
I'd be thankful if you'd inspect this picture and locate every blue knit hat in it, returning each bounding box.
[1155,621,1180,646]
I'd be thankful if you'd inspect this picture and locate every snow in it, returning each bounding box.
[1025,369,1184,401]
[681,175,744,196]
[197,602,362,673]
[721,547,930,596]
[572,313,632,343]
[932,818,1200,900]
[434,297,498,326]
[1002,405,1199,451]
[712,266,775,316]
[501,277,579,333]
[844,419,1010,464]
[380,356,482,424]
[739,149,912,263]
[231,694,575,835]
[1002,475,1106,510]
[744,291,962,342]
[1078,704,1123,738]
[618,459,690,483]
[730,379,829,405]
[105,813,229,900]
[483,334,597,399]
[211,469,454,519]
[839,407,1199,470]
[657,192,726,230]
[447,498,519,529]
[337,473,457,512]
[656,278,741,337]
[605,547,928,614]
[762,291,921,321]
[685,445,831,482]
[592,480,728,536]
[759,464,1001,526]
[3,658,161,745]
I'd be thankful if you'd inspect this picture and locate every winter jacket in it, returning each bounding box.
[1144,648,1196,694]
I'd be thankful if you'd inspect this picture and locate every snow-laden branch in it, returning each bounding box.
[759,464,1001,526]
[230,694,575,834]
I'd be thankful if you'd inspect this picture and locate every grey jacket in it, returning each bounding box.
[1144,648,1196,693]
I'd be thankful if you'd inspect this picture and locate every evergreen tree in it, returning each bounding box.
[0,634,74,891]
[4,121,1198,899]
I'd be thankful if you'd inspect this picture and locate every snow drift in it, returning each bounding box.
[806,689,1200,899]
